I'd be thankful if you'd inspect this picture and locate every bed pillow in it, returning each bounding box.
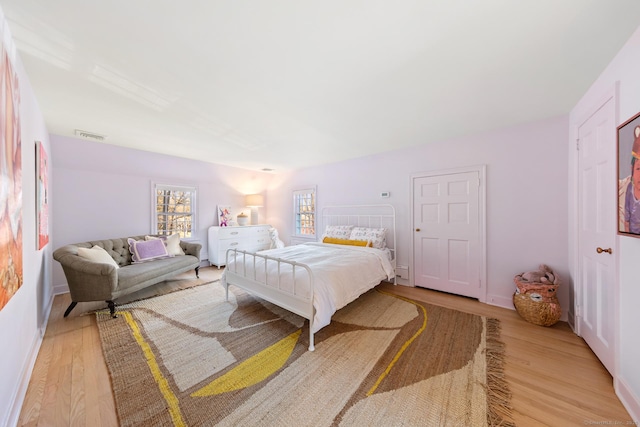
[77,245,120,269]
[322,225,354,239]
[349,227,387,249]
[322,237,372,247]
[128,238,170,263]
[145,233,185,256]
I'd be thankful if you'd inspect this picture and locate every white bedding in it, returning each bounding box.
[221,242,395,333]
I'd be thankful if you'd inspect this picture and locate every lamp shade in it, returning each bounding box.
[245,194,264,207]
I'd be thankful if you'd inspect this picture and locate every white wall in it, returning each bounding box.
[569,24,640,421]
[50,135,273,292]
[5,7,635,423]
[267,115,570,314]
[0,7,53,425]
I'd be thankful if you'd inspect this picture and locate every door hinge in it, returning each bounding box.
[576,138,580,151]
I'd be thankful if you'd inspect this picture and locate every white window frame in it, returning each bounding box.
[293,187,316,239]
[152,182,197,239]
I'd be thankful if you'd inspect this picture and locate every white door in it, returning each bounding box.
[412,168,485,300]
[577,94,617,375]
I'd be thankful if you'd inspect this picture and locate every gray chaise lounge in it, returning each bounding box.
[53,235,201,318]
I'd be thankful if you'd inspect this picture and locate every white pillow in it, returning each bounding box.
[145,233,185,256]
[349,227,387,249]
[322,225,354,239]
[77,245,120,269]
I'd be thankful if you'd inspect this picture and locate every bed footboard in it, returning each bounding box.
[224,249,316,351]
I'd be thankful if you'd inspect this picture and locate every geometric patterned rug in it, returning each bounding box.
[96,281,515,426]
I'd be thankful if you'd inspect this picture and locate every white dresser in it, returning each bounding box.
[208,224,271,268]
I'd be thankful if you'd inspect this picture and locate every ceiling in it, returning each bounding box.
[3,1,640,173]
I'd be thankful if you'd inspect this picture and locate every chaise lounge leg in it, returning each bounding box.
[195,266,200,278]
[107,301,117,318]
[63,301,78,318]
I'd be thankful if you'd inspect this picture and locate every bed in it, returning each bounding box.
[220,204,396,351]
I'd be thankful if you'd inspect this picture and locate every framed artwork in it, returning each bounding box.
[36,141,49,249]
[218,205,231,227]
[0,41,23,311]
[617,111,640,237]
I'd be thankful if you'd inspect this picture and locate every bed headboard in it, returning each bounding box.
[321,204,396,260]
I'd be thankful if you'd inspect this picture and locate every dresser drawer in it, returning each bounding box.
[217,238,245,252]
[208,225,272,267]
[216,228,244,240]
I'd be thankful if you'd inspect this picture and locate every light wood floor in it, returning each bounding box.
[18,267,633,426]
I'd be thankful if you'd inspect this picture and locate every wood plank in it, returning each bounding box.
[381,283,633,425]
[18,269,632,426]
[69,327,86,426]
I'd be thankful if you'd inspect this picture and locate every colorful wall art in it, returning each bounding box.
[36,141,49,249]
[0,40,23,311]
[218,205,231,227]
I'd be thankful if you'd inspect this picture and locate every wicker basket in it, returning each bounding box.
[513,290,561,326]
[514,277,558,303]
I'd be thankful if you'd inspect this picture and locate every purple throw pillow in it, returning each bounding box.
[128,238,170,263]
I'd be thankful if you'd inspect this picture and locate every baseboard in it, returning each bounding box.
[394,277,410,286]
[616,376,640,423]
[53,282,69,295]
[5,295,53,427]
[567,307,576,332]
[485,294,514,310]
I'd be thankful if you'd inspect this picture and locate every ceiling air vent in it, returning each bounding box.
[74,129,107,141]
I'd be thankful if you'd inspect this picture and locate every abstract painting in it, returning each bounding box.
[218,205,231,227]
[0,36,23,311]
[36,141,49,249]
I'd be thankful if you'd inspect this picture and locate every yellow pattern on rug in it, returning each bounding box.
[192,329,301,397]
[96,283,514,426]
[122,311,186,427]
[366,290,428,396]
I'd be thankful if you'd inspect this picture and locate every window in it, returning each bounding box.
[153,183,197,238]
[293,187,316,237]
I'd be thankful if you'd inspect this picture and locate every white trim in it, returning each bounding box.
[409,165,487,303]
[292,186,317,238]
[5,295,53,427]
[151,181,198,238]
[571,82,619,379]
[615,376,640,424]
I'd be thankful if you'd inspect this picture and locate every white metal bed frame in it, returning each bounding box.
[223,204,396,351]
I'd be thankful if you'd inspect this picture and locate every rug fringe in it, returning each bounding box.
[485,318,516,427]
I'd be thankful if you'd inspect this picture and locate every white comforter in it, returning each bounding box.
[221,242,395,333]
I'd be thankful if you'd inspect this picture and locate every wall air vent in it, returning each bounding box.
[74,129,107,141]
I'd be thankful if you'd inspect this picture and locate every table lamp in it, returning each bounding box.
[245,194,264,225]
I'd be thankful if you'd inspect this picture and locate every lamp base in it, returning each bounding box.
[250,207,259,225]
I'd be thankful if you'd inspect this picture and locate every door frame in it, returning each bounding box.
[571,83,619,372]
[410,164,487,303]
[568,82,620,338]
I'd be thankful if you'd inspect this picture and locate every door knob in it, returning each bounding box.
[596,247,612,254]
[415,228,421,232]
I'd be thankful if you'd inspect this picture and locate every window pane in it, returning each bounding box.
[293,188,316,237]
[154,185,196,238]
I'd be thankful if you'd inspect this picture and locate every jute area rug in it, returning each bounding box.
[96,281,514,427]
